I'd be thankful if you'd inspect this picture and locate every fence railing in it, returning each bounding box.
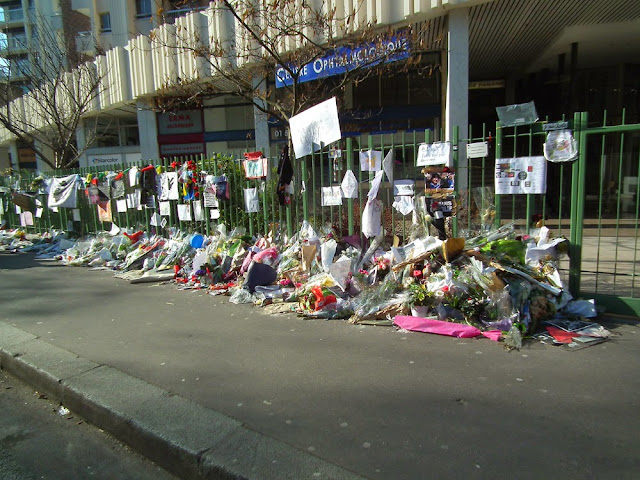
[2,112,639,314]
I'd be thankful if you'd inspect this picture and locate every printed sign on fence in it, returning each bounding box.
[495,156,547,194]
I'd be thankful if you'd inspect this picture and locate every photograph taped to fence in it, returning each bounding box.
[422,166,455,194]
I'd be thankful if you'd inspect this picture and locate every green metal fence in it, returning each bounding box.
[1,111,639,315]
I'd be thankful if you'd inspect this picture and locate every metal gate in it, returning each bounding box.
[570,111,640,316]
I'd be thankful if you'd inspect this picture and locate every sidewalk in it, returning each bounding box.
[1,252,640,479]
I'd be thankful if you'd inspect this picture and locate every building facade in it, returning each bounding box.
[0,0,638,172]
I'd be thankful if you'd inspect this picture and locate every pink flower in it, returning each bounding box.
[441,285,450,293]
[413,270,422,278]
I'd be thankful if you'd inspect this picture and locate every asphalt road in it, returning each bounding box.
[0,369,177,480]
[1,251,640,479]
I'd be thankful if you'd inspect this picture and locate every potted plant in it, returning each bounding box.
[409,282,433,317]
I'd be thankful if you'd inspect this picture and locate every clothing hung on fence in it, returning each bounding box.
[277,145,293,205]
[140,166,157,207]
[48,175,81,209]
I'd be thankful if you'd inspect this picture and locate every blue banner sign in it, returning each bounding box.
[275,33,409,88]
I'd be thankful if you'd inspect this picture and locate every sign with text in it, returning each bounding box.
[88,154,122,167]
[275,33,410,88]
[467,141,489,159]
[157,109,203,135]
[160,143,205,156]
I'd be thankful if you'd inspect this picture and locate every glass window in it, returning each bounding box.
[99,13,111,32]
[136,0,152,18]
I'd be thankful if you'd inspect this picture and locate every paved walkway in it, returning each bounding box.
[1,252,640,479]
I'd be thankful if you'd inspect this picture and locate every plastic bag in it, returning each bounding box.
[229,288,254,304]
[320,239,337,272]
[362,199,382,239]
[544,130,578,162]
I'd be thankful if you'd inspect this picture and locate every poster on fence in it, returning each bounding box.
[495,156,547,195]
[289,97,341,159]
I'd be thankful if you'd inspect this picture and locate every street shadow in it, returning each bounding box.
[0,252,68,270]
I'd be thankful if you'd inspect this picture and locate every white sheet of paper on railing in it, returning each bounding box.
[495,156,547,195]
[322,186,343,206]
[289,97,341,159]
[416,142,451,166]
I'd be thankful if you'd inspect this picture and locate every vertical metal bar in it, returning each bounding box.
[511,126,517,224]
[594,130,607,293]
[346,137,354,235]
[301,154,308,222]
[452,125,459,238]
[612,126,625,294]
[466,123,473,233]
[318,148,324,228]
[569,112,588,296]
[525,124,534,235]
[311,152,317,228]
[494,122,502,228]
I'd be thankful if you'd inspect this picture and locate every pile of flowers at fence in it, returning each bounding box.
[0,219,606,350]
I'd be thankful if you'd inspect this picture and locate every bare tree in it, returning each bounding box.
[150,0,437,125]
[0,12,105,169]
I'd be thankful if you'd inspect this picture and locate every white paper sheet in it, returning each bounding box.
[159,201,171,216]
[150,212,162,226]
[367,170,384,200]
[359,150,383,172]
[340,170,358,198]
[244,188,260,213]
[416,142,451,166]
[116,199,128,213]
[322,186,343,206]
[289,97,341,159]
[383,149,394,183]
[177,204,192,221]
[192,200,205,220]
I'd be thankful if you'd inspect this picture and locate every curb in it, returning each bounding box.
[0,321,367,480]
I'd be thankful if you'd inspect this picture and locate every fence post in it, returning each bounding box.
[569,111,588,296]
[452,125,459,238]
[494,121,502,228]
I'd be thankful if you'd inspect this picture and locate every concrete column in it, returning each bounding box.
[8,142,19,170]
[445,8,469,189]
[75,120,88,168]
[137,100,160,161]
[252,75,270,157]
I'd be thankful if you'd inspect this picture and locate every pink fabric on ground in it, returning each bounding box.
[480,330,503,342]
[394,316,482,338]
